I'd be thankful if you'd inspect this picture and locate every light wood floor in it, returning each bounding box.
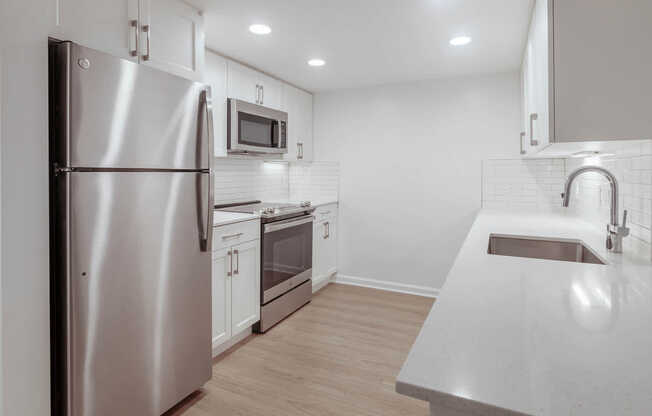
[165,283,434,416]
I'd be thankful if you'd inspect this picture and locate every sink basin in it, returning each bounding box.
[487,234,606,265]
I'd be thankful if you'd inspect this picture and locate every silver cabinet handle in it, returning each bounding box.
[221,232,243,240]
[326,222,330,239]
[529,113,539,146]
[227,250,232,277]
[255,85,259,104]
[130,20,139,57]
[261,85,264,104]
[520,131,526,155]
[234,249,239,275]
[323,221,329,239]
[297,142,304,160]
[142,24,151,61]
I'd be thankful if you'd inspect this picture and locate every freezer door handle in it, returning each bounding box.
[201,88,214,252]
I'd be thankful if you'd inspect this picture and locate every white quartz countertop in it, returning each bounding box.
[396,209,652,416]
[213,211,259,227]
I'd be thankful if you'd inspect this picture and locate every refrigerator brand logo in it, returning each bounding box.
[77,58,91,70]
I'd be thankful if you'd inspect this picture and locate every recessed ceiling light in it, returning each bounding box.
[308,58,325,67]
[450,36,472,46]
[249,24,271,35]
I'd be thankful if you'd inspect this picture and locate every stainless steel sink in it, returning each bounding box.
[487,234,606,265]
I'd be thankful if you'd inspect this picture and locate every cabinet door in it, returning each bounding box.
[205,51,228,157]
[59,0,138,61]
[283,85,314,162]
[519,53,528,156]
[230,239,260,336]
[313,220,330,282]
[322,218,337,277]
[258,74,283,110]
[139,0,204,80]
[530,0,550,149]
[212,248,232,351]
[227,60,260,104]
[553,0,652,141]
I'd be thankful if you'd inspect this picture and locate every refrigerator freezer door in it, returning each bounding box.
[65,171,211,415]
[56,42,210,170]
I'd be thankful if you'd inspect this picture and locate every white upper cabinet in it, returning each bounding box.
[227,60,261,104]
[553,0,652,142]
[282,85,314,162]
[57,0,139,61]
[204,51,228,157]
[521,0,550,155]
[522,0,652,156]
[138,0,205,81]
[227,60,283,110]
[58,0,204,80]
[257,73,283,110]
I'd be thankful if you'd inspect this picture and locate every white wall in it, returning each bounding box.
[313,72,521,290]
[1,1,57,414]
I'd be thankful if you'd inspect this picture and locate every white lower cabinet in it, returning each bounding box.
[229,239,260,335]
[211,247,231,347]
[211,220,260,356]
[313,205,338,289]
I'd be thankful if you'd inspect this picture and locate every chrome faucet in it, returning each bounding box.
[561,166,629,253]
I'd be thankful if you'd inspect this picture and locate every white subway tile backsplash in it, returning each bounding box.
[482,159,566,210]
[213,159,289,204]
[483,141,652,255]
[289,162,340,202]
[212,159,340,206]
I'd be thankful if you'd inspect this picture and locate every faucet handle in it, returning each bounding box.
[622,210,628,228]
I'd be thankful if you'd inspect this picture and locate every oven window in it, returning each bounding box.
[238,111,279,148]
[263,220,312,293]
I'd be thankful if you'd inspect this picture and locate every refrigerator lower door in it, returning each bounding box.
[65,171,211,415]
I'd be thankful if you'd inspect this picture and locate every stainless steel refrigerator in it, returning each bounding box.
[49,41,214,416]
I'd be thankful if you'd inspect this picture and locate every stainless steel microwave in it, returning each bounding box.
[227,98,288,154]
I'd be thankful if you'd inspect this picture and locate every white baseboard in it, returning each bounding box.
[334,274,439,298]
[212,327,252,358]
[312,273,335,294]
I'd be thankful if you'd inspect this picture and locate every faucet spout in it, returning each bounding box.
[561,166,628,253]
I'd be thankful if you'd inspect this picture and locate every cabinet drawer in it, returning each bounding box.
[213,219,260,250]
[314,203,338,220]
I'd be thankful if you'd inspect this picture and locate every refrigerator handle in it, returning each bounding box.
[202,88,214,252]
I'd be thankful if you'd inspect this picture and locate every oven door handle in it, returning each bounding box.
[264,216,314,233]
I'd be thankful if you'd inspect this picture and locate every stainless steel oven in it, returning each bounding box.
[257,213,313,332]
[227,98,288,154]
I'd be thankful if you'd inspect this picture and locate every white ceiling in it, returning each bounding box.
[188,0,534,92]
